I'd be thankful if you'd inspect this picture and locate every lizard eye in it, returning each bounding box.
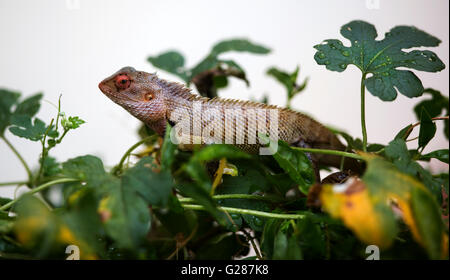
[115,74,131,90]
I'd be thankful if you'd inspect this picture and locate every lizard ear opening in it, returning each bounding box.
[144,92,154,101]
[115,74,131,90]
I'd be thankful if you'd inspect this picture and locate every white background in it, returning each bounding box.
[0,0,448,198]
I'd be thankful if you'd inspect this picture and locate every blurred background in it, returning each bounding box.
[0,0,448,198]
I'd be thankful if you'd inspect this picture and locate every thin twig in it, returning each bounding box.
[0,178,78,211]
[115,135,158,175]
[181,204,306,220]
[0,181,28,187]
[166,223,198,260]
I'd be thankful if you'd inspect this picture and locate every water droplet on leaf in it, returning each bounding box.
[318,52,325,59]
[342,50,350,57]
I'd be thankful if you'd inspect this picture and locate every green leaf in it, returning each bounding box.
[414,88,449,139]
[367,143,385,153]
[9,116,48,141]
[261,219,283,259]
[195,232,248,260]
[160,123,177,171]
[190,39,270,84]
[190,56,219,81]
[176,183,227,226]
[385,139,442,199]
[218,198,270,232]
[184,145,251,192]
[122,157,173,207]
[273,230,303,260]
[0,88,21,135]
[213,75,228,89]
[267,68,291,91]
[270,140,315,194]
[414,88,449,119]
[419,149,449,164]
[418,108,436,149]
[266,66,308,102]
[184,159,211,192]
[62,155,107,186]
[314,20,445,101]
[394,124,413,140]
[40,156,62,177]
[64,116,85,130]
[295,216,327,259]
[211,39,270,56]
[14,194,103,259]
[220,60,249,86]
[147,51,189,82]
[410,186,446,259]
[219,164,269,195]
[13,93,43,118]
[98,178,151,250]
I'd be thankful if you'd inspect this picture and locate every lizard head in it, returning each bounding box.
[99,67,169,133]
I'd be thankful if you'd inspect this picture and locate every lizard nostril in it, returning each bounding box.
[99,82,112,94]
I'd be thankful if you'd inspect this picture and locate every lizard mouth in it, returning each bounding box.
[98,81,136,103]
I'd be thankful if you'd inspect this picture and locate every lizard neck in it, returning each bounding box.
[159,79,208,122]
[145,118,167,136]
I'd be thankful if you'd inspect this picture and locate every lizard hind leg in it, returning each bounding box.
[291,139,321,183]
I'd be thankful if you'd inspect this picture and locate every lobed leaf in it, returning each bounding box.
[314,20,445,101]
[13,93,43,118]
[9,116,48,141]
[0,89,21,135]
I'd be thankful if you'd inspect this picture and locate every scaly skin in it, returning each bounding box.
[99,67,361,173]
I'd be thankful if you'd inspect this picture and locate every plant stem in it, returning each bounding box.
[291,147,364,161]
[1,136,33,182]
[0,178,78,211]
[0,181,28,187]
[35,119,54,185]
[115,135,158,175]
[181,204,306,220]
[179,194,283,203]
[55,94,62,132]
[360,73,368,152]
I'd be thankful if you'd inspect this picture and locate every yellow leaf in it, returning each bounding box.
[320,178,396,248]
[15,216,48,245]
[58,225,98,260]
[98,196,112,222]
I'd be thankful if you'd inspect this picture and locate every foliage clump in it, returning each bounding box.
[0,20,448,260]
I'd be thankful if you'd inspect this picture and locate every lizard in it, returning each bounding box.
[98,67,362,179]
